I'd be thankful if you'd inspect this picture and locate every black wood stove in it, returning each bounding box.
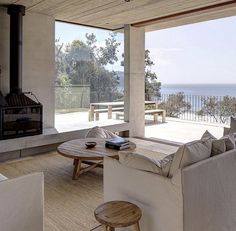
[0,5,43,140]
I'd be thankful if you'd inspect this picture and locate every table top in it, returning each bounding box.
[90,101,157,107]
[57,138,136,160]
[94,201,142,228]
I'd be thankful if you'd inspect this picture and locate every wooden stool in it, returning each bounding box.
[94,201,142,231]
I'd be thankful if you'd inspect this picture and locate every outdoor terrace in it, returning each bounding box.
[55,111,225,144]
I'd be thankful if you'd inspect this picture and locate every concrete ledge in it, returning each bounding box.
[0,123,130,155]
[135,136,183,147]
[21,143,60,157]
[0,150,21,162]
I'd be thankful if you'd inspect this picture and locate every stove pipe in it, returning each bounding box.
[7,5,25,95]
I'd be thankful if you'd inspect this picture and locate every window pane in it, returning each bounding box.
[55,22,124,131]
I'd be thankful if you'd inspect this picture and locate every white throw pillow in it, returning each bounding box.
[230,116,236,132]
[169,134,212,177]
[119,150,174,177]
[211,139,226,156]
[220,133,235,151]
[223,127,231,136]
[86,126,119,138]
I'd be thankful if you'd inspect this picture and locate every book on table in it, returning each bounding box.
[105,137,130,150]
[105,143,130,150]
[105,137,129,146]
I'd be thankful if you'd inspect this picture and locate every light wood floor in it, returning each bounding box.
[0,152,103,231]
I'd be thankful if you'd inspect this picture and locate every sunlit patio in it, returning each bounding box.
[145,118,224,143]
[56,111,224,144]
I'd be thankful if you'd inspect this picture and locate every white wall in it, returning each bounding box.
[0,7,55,128]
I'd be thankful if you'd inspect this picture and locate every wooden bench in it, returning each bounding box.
[145,109,166,123]
[116,109,166,123]
[89,107,124,121]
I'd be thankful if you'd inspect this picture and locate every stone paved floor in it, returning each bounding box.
[145,118,224,143]
[55,111,225,143]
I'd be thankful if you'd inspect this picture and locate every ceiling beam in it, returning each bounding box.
[56,19,114,31]
[132,0,236,27]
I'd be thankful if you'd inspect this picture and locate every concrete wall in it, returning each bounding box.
[0,7,55,128]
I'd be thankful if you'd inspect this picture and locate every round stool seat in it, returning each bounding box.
[94,201,142,229]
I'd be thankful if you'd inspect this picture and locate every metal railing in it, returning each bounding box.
[158,93,236,125]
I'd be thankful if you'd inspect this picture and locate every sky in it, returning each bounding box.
[56,15,236,85]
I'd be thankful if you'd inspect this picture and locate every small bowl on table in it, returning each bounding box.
[85,141,97,149]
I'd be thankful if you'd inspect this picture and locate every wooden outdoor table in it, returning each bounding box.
[57,138,136,180]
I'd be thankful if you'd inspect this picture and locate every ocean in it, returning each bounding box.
[161,84,236,97]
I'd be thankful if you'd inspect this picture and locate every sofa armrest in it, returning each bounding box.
[0,172,44,231]
[182,149,236,231]
[104,157,183,231]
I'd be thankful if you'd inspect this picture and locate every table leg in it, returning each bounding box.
[134,222,141,231]
[90,106,95,121]
[72,159,82,180]
[95,111,99,121]
[162,110,166,123]
[154,114,158,123]
[106,226,114,231]
[155,102,158,109]
[108,105,112,119]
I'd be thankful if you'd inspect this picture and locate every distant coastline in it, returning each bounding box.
[116,70,236,97]
[161,84,236,97]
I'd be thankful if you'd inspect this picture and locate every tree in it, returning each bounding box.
[198,96,236,123]
[55,38,66,82]
[159,92,191,117]
[99,33,121,66]
[55,32,122,103]
[121,49,161,101]
[64,40,95,85]
[85,33,97,53]
[145,50,161,101]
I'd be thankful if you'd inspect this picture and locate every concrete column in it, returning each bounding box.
[124,25,145,137]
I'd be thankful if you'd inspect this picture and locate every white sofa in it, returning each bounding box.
[0,172,44,231]
[104,148,236,231]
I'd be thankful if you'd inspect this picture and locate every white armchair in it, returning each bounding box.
[0,172,44,231]
[104,148,236,231]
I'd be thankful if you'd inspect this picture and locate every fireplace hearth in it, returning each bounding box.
[0,4,43,140]
[0,93,42,139]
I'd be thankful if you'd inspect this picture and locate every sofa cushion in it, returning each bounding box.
[119,149,174,176]
[86,126,119,139]
[169,135,212,177]
[223,127,231,136]
[201,130,216,141]
[220,133,235,151]
[230,116,236,131]
[223,127,236,143]
[201,130,228,156]
[211,139,226,156]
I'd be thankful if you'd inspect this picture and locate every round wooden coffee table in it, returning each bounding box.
[94,201,142,231]
[57,138,136,180]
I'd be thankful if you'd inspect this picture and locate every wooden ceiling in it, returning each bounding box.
[0,0,236,31]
